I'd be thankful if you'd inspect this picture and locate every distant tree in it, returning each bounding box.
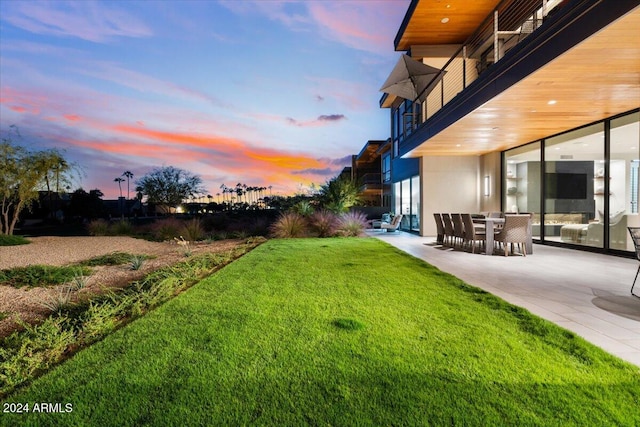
[0,133,73,234]
[317,176,361,213]
[66,188,106,220]
[114,177,124,198]
[122,171,134,199]
[136,166,205,214]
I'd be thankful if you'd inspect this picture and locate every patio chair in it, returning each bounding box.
[627,227,640,297]
[462,213,486,254]
[381,214,403,232]
[494,214,530,256]
[433,213,445,245]
[441,213,454,246]
[451,213,465,248]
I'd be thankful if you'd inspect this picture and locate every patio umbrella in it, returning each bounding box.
[380,54,443,102]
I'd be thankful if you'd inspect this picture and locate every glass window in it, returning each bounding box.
[382,154,391,182]
[545,123,604,247]
[411,175,420,231]
[610,112,639,251]
[503,142,541,239]
[393,182,401,215]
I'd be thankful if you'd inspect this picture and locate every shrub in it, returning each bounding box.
[111,220,133,235]
[270,212,307,238]
[336,211,369,237]
[0,265,91,288]
[39,286,74,313]
[150,217,184,241]
[80,252,135,266]
[309,210,338,237]
[0,235,30,246]
[181,218,204,242]
[87,219,110,236]
[130,255,145,270]
[291,200,315,217]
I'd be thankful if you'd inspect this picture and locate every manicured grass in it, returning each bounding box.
[0,265,91,288]
[1,238,639,426]
[0,235,30,246]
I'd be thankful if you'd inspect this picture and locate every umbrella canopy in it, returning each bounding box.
[380,54,442,102]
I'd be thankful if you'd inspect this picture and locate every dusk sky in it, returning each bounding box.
[0,0,409,199]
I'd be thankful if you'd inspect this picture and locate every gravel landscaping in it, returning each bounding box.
[0,236,244,338]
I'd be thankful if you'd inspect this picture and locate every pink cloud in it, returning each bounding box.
[307,1,406,54]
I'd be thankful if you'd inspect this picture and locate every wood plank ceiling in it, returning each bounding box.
[403,4,640,157]
[396,0,502,49]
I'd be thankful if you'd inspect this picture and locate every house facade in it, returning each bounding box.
[380,0,640,254]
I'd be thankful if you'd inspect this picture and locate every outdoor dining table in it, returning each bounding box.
[474,217,533,255]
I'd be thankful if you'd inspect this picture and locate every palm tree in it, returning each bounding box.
[114,177,124,198]
[122,171,133,199]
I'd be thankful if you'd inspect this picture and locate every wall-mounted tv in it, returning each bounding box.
[545,172,588,199]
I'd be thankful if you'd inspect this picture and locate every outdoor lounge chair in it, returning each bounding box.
[381,214,403,232]
[627,227,640,297]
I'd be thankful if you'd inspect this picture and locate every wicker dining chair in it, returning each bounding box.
[462,213,486,254]
[627,227,640,297]
[451,213,465,248]
[494,214,530,256]
[433,213,445,245]
[441,213,454,247]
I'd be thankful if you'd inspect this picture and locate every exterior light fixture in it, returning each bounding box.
[484,175,490,197]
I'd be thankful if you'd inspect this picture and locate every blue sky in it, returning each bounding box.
[0,0,409,198]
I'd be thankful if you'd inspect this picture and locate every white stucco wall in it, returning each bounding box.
[420,156,482,236]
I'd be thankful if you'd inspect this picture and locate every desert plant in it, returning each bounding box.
[291,200,315,217]
[150,217,184,241]
[39,286,73,313]
[336,211,369,237]
[181,218,204,242]
[269,212,307,238]
[80,252,137,266]
[71,271,89,291]
[111,219,133,235]
[0,265,91,288]
[309,209,338,237]
[174,236,192,257]
[87,219,110,236]
[0,235,30,246]
[130,255,146,271]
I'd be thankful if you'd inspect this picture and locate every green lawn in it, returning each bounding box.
[1,238,639,426]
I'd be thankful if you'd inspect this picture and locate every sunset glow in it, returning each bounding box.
[0,0,409,198]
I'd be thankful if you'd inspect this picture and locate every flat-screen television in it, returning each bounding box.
[545,172,587,199]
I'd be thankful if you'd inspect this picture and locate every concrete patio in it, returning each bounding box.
[369,231,640,367]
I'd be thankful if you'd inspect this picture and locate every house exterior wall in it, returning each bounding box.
[420,156,480,236]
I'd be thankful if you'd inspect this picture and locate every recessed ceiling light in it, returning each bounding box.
[547,100,557,105]
[441,17,449,23]
[554,147,561,150]
[456,144,461,147]
[446,4,451,8]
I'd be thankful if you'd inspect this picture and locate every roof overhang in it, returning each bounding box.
[404,4,640,157]
[395,0,502,50]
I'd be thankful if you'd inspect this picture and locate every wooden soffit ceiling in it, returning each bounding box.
[406,6,640,157]
[396,0,502,50]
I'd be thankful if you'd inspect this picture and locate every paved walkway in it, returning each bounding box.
[368,231,640,367]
